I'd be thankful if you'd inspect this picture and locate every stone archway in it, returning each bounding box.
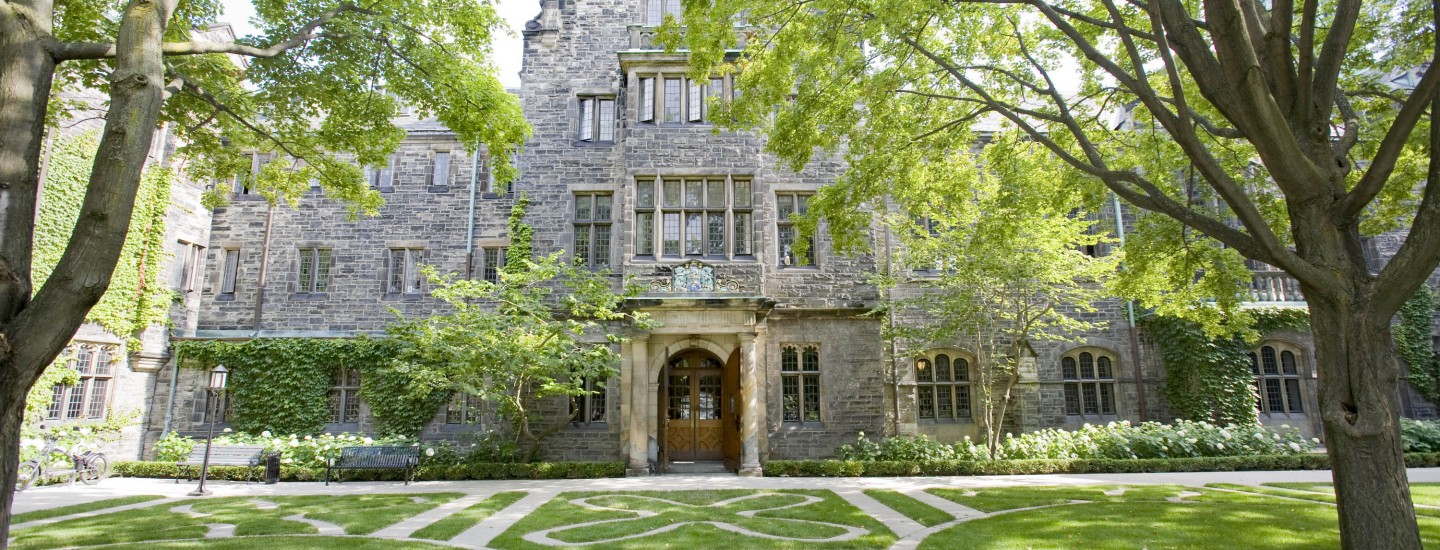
[657,348,741,471]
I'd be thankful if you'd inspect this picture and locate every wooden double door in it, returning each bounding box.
[661,349,741,470]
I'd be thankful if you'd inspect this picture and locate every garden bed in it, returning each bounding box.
[764,452,1440,477]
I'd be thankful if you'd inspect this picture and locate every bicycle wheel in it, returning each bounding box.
[80,454,110,484]
[16,461,40,491]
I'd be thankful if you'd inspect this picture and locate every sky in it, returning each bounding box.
[217,0,536,88]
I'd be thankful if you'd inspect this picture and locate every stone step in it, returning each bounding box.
[666,461,731,474]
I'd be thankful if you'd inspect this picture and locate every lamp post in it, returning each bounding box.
[189,365,228,497]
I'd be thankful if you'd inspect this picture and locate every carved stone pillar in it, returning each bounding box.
[738,331,763,476]
[627,335,650,475]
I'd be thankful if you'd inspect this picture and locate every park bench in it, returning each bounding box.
[325,446,420,485]
[176,444,266,483]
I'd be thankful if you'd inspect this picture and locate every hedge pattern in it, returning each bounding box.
[764,453,1440,477]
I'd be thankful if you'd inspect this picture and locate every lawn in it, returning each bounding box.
[95,536,456,549]
[411,491,527,540]
[1266,481,1440,508]
[7,493,463,548]
[487,489,896,549]
[861,490,952,526]
[11,495,168,525]
[921,485,1440,549]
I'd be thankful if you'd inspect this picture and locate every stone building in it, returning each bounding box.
[36,5,1429,474]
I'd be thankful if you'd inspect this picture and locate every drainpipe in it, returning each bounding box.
[253,204,276,335]
[465,145,481,279]
[1113,193,1148,420]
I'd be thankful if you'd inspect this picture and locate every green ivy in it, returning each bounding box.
[33,132,174,347]
[1399,285,1440,404]
[175,338,442,437]
[1144,309,1310,425]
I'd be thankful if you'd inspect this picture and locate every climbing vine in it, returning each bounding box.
[1144,308,1310,425]
[174,338,442,437]
[1399,285,1440,405]
[33,132,174,346]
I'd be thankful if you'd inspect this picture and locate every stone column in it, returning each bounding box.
[738,331,763,476]
[626,335,650,476]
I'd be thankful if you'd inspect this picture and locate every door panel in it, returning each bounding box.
[723,349,741,470]
[661,350,730,463]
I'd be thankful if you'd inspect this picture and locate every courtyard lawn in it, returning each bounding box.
[921,485,1440,549]
[11,495,167,525]
[411,491,527,540]
[861,490,953,526]
[488,489,896,549]
[928,484,1187,513]
[7,493,463,548]
[96,536,456,549]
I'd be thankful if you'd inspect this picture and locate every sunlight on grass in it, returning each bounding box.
[928,485,1187,513]
[862,490,952,526]
[920,490,1440,549]
[411,491,526,540]
[8,493,462,548]
[489,489,895,549]
[11,495,167,525]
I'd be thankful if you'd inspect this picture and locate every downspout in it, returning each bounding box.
[253,204,276,335]
[1113,193,1148,420]
[465,145,481,279]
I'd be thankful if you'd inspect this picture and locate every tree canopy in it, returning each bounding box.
[675,0,1437,546]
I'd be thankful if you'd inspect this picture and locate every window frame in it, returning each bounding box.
[296,247,333,295]
[328,368,362,425]
[481,246,508,283]
[445,393,484,425]
[644,0,682,25]
[384,247,426,296]
[176,241,205,293]
[366,155,396,192]
[634,72,731,126]
[428,150,452,192]
[573,193,613,270]
[634,175,753,261]
[1061,348,1118,418]
[776,192,816,268]
[569,377,608,427]
[577,95,617,143]
[914,350,973,423]
[46,343,116,421]
[780,344,822,425]
[218,248,240,297]
[1252,342,1306,415]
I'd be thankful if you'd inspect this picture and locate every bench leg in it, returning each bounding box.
[324,466,331,486]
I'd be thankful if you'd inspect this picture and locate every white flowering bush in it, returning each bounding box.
[841,420,1317,462]
[153,430,417,466]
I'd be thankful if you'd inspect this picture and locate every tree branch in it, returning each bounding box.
[1339,62,1440,220]
[50,3,364,61]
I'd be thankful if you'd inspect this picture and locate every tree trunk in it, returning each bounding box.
[0,0,174,541]
[1309,292,1422,549]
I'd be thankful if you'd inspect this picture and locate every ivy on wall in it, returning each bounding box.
[33,132,174,347]
[175,338,444,437]
[1399,285,1440,405]
[1143,308,1310,425]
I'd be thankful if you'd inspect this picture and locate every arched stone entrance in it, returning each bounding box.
[657,348,741,471]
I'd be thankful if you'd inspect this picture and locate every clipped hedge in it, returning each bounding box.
[115,460,625,482]
[764,453,1440,477]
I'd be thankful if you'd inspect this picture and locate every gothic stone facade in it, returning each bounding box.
[92,2,1439,472]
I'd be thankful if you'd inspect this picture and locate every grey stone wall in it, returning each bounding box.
[762,315,888,460]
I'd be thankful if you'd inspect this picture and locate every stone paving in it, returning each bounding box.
[12,468,1440,549]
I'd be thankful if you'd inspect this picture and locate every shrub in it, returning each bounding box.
[115,460,624,481]
[765,453,1423,477]
[840,420,1318,463]
[1402,419,1440,453]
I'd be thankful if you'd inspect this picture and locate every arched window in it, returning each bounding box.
[915,351,972,421]
[1252,343,1304,414]
[1062,349,1117,417]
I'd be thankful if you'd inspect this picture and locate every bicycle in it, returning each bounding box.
[16,433,110,491]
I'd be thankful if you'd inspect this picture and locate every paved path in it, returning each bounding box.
[12,468,1440,549]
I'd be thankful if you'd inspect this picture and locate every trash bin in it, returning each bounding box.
[264,452,281,484]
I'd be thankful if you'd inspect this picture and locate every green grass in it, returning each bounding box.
[861,490,952,526]
[1209,483,1339,505]
[489,489,896,549]
[97,536,456,549]
[8,493,463,548]
[411,491,527,540]
[928,485,1191,513]
[919,487,1440,549]
[11,495,167,525]
[1265,481,1440,508]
